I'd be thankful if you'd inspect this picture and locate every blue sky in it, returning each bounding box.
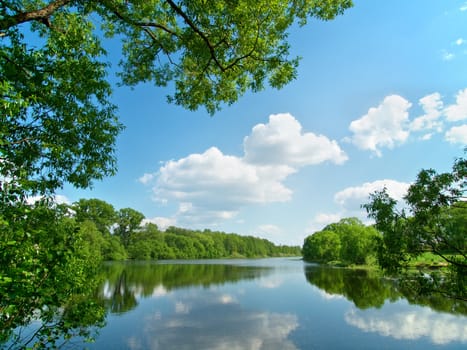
[60,0,467,246]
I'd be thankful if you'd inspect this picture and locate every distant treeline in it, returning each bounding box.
[74,198,301,261]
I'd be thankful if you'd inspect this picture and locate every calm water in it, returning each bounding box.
[85,258,466,349]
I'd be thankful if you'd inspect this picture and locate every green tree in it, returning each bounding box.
[303,230,341,262]
[0,201,105,347]
[337,218,379,265]
[364,152,467,300]
[302,218,380,265]
[74,198,116,234]
[1,1,352,346]
[1,0,352,204]
[115,207,145,247]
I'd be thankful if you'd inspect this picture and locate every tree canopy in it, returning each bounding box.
[1,0,352,201]
[302,217,380,266]
[1,2,352,346]
[364,152,466,300]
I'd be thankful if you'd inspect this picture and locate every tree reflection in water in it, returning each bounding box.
[304,264,466,315]
[97,261,274,315]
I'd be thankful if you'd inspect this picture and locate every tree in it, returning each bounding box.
[1,0,352,201]
[303,229,341,262]
[115,207,145,247]
[0,201,105,347]
[73,198,116,234]
[1,1,351,345]
[364,152,467,300]
[302,218,380,265]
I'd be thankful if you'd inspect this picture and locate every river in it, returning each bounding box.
[85,258,466,349]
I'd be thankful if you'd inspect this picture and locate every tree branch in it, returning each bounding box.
[104,3,179,37]
[165,0,227,71]
[0,0,72,31]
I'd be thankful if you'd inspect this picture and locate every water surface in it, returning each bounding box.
[88,258,466,349]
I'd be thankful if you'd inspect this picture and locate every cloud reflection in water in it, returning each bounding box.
[127,290,298,350]
[345,306,467,345]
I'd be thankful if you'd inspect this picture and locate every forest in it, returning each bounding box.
[73,197,302,261]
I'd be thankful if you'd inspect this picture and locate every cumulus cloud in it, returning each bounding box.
[244,113,348,166]
[256,224,282,237]
[26,194,71,206]
[334,179,410,213]
[346,89,467,153]
[138,173,155,185]
[306,179,409,233]
[442,51,455,61]
[410,93,443,133]
[141,114,346,227]
[444,88,467,121]
[143,216,176,231]
[455,38,465,46]
[347,95,412,156]
[152,147,294,225]
[306,212,343,235]
[445,124,467,144]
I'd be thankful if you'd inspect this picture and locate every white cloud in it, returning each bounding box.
[306,212,343,235]
[347,95,412,156]
[442,51,455,61]
[455,38,465,46]
[26,194,71,206]
[307,181,414,232]
[461,2,467,11]
[141,114,347,227]
[256,224,282,237]
[419,133,433,141]
[445,124,467,144]
[143,216,176,231]
[138,173,155,185]
[444,88,467,121]
[334,179,410,213]
[244,113,348,166]
[153,147,294,221]
[410,93,443,133]
[314,212,342,225]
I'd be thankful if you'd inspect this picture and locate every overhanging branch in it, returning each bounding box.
[0,0,72,31]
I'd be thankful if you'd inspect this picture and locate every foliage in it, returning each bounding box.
[304,265,398,309]
[304,264,466,315]
[73,198,117,234]
[0,0,352,202]
[127,223,301,260]
[364,152,467,300]
[302,218,380,266]
[97,261,273,315]
[1,1,352,346]
[0,200,106,348]
[115,207,145,247]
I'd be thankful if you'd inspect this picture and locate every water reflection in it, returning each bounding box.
[127,290,298,350]
[304,264,467,346]
[7,259,466,349]
[345,307,467,345]
[304,264,467,315]
[92,260,297,349]
[97,261,274,315]
[304,264,399,309]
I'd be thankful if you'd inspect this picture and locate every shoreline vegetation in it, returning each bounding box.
[64,198,303,262]
[305,252,451,270]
